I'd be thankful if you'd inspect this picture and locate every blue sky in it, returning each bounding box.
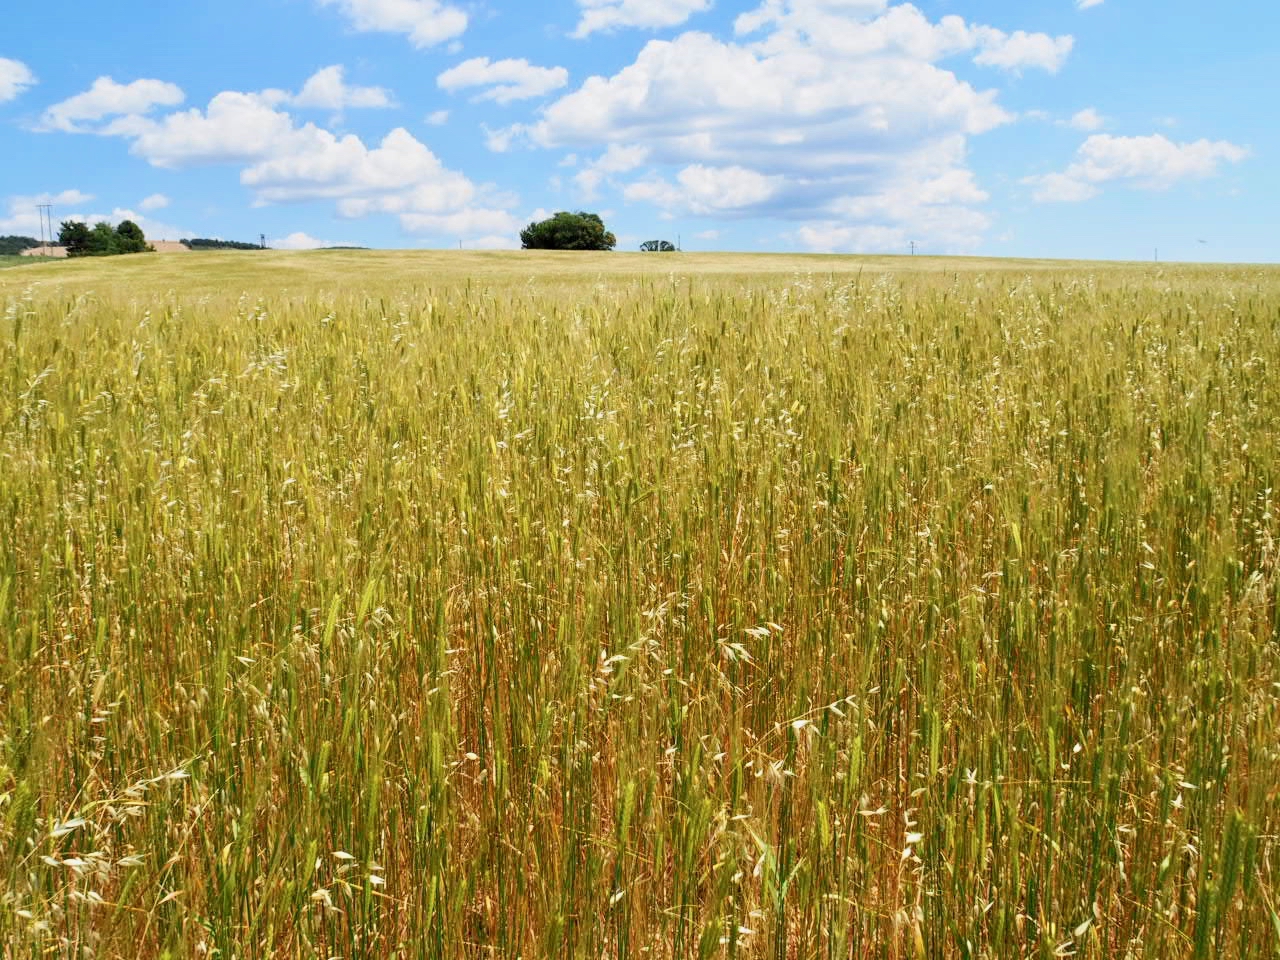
[0,0,1274,261]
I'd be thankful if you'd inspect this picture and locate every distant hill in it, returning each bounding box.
[181,238,266,251]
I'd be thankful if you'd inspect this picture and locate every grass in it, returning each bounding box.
[1,251,1278,958]
[0,256,60,270]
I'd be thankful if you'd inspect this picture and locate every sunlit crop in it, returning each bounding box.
[2,251,1278,958]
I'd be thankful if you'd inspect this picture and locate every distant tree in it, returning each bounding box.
[58,220,92,257]
[640,240,677,252]
[88,222,120,256]
[115,220,148,253]
[520,211,616,251]
[0,235,40,255]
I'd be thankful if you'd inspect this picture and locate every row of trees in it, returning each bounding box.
[182,238,265,250]
[58,219,150,257]
[0,235,41,256]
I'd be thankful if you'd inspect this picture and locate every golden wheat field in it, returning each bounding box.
[1,250,1278,959]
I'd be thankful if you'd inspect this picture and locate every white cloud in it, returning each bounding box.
[426,109,450,125]
[38,77,184,132]
[1024,133,1250,202]
[483,124,521,152]
[506,3,1049,249]
[794,163,990,252]
[0,190,95,234]
[41,69,388,154]
[139,193,170,211]
[1077,0,1104,9]
[276,232,326,249]
[242,126,466,203]
[316,0,467,47]
[462,234,520,250]
[0,192,187,240]
[273,231,359,249]
[399,208,521,238]
[41,71,522,248]
[438,58,569,104]
[625,164,784,214]
[734,1,1072,73]
[291,65,393,110]
[574,143,650,197]
[1023,172,1098,203]
[1066,107,1105,131]
[695,229,719,239]
[522,31,1011,159]
[573,0,712,38]
[0,58,36,103]
[26,189,95,207]
[123,91,299,167]
[793,223,909,254]
[238,123,519,244]
[100,207,190,241]
[970,28,1073,73]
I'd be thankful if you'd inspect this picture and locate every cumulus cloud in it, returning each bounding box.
[0,57,36,103]
[793,161,991,252]
[290,65,393,110]
[0,191,187,239]
[276,231,326,249]
[437,58,569,104]
[398,208,521,239]
[495,0,1085,250]
[38,77,184,133]
[461,234,521,250]
[316,0,467,48]
[239,120,520,244]
[139,193,170,211]
[734,1,1072,73]
[41,69,389,152]
[273,231,359,249]
[98,207,190,241]
[573,143,650,197]
[501,0,1061,251]
[0,190,95,234]
[1077,0,1104,9]
[520,31,1011,160]
[625,165,785,214]
[242,126,465,203]
[38,70,521,247]
[573,0,712,38]
[120,91,299,167]
[1024,134,1250,202]
[970,29,1073,73]
[1066,107,1105,131]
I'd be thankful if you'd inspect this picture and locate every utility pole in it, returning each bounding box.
[910,240,917,255]
[260,233,267,250]
[37,203,53,249]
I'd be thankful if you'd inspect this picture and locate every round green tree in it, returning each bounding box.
[115,219,149,253]
[520,211,616,251]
